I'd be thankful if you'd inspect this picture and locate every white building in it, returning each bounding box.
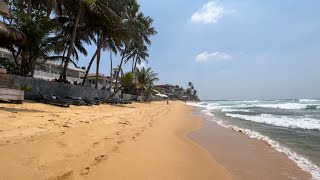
[81,73,118,90]
[0,48,85,83]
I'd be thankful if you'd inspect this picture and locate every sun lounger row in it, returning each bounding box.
[35,94,101,107]
[35,94,132,107]
[94,98,132,105]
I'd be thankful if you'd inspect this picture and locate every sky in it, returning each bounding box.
[78,0,320,100]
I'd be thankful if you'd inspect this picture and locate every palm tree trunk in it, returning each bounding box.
[95,48,101,89]
[110,52,113,78]
[108,48,126,99]
[60,7,82,80]
[133,58,138,72]
[81,48,99,86]
[115,47,126,89]
[27,0,32,16]
[131,58,135,72]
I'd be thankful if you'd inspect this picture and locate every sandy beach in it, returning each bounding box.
[0,101,230,180]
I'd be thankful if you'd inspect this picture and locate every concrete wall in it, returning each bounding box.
[9,75,128,100]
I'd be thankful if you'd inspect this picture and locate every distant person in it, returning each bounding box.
[167,99,169,105]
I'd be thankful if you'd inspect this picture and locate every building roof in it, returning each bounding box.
[45,61,86,72]
[81,73,113,81]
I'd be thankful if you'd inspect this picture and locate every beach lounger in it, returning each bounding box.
[53,95,76,104]
[116,98,133,104]
[90,98,101,105]
[36,94,72,107]
[105,98,118,105]
[82,97,100,105]
[61,96,86,106]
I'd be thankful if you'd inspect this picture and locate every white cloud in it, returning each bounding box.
[191,1,225,24]
[195,51,232,63]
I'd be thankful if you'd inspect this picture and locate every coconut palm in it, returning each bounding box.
[80,0,127,87]
[113,7,156,91]
[125,42,149,72]
[135,67,159,96]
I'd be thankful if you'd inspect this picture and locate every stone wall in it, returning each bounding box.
[9,75,135,100]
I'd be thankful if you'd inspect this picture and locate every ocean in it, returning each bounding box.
[188,99,320,180]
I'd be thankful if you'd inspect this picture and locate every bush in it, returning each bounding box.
[19,84,32,92]
[0,58,19,75]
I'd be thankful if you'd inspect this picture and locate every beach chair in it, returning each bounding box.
[37,94,72,107]
[62,96,86,106]
[82,97,99,105]
[87,97,100,105]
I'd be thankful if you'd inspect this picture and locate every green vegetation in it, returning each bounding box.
[186,82,200,101]
[19,84,32,92]
[1,0,159,98]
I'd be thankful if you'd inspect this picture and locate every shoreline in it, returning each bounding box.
[188,105,313,180]
[0,101,230,179]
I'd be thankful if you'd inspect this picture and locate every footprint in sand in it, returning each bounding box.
[79,167,90,176]
[104,137,113,140]
[131,137,136,141]
[92,142,100,148]
[112,146,119,152]
[50,171,73,180]
[117,140,125,144]
[115,132,121,136]
[118,121,131,126]
[56,141,67,148]
[93,155,108,166]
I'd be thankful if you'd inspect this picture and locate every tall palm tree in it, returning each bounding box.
[80,0,126,87]
[59,0,92,80]
[113,5,156,91]
[103,37,119,79]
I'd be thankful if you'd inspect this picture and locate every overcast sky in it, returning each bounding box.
[78,0,320,100]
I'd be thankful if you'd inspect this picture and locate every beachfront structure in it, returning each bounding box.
[0,48,85,83]
[81,73,118,90]
[33,61,85,83]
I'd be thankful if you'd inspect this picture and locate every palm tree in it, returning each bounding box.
[103,37,119,79]
[125,42,149,72]
[135,67,159,97]
[59,0,122,81]
[113,1,158,89]
[4,1,57,76]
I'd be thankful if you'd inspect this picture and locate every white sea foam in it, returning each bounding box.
[300,99,320,103]
[212,119,320,180]
[221,108,252,113]
[229,102,320,110]
[225,113,320,131]
[256,103,317,110]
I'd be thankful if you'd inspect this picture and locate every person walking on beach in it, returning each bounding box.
[167,99,169,105]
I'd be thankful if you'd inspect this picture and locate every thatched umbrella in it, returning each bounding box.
[0,0,9,17]
[0,21,26,47]
[0,0,26,48]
